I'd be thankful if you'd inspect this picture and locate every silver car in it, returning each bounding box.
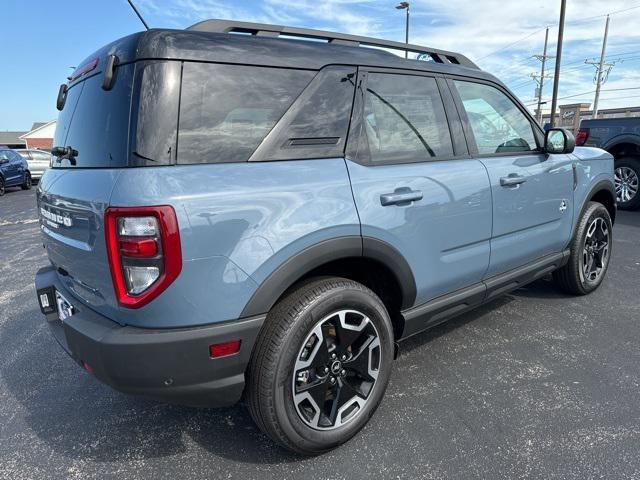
[15,149,51,180]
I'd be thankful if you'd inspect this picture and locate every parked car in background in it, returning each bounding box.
[16,149,51,181]
[35,20,615,455]
[0,148,32,195]
[577,117,640,210]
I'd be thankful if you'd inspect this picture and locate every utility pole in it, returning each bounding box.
[531,27,554,125]
[396,2,410,58]
[587,15,611,119]
[549,0,567,128]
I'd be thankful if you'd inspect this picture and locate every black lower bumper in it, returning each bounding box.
[35,266,265,407]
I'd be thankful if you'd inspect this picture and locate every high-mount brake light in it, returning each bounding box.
[105,206,182,308]
[67,58,99,82]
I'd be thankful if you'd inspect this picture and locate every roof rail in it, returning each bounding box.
[186,19,479,69]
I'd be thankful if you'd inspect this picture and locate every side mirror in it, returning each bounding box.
[545,127,575,154]
[0,158,9,165]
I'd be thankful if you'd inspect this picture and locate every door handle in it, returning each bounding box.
[380,187,423,206]
[500,174,527,187]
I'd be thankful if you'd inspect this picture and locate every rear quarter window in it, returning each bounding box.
[177,63,314,164]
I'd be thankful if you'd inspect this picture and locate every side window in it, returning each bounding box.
[250,66,357,161]
[453,80,537,155]
[133,61,181,166]
[362,73,454,163]
[33,151,52,162]
[178,63,314,164]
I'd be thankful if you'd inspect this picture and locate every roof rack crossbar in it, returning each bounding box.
[186,19,478,69]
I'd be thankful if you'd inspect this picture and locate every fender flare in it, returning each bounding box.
[239,236,417,317]
[577,179,616,228]
[603,134,640,152]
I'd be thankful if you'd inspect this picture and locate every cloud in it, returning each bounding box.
[136,0,640,110]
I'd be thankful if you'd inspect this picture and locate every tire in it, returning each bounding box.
[0,177,4,196]
[246,277,394,455]
[553,201,612,295]
[614,157,640,210]
[21,172,32,190]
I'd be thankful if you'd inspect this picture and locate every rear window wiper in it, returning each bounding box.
[51,146,78,166]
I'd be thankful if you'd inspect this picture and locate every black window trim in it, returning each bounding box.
[249,64,358,162]
[445,74,545,159]
[345,67,471,167]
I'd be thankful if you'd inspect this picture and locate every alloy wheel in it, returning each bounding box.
[615,166,638,203]
[292,309,381,430]
[581,217,610,283]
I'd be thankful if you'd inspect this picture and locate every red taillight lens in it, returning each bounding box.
[209,340,242,358]
[105,206,182,309]
[118,238,158,257]
[575,128,589,146]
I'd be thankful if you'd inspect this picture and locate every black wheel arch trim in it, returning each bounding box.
[239,236,417,318]
[362,236,417,309]
[603,134,640,152]
[581,179,616,225]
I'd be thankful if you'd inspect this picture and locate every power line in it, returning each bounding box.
[477,27,549,61]
[523,87,640,106]
[477,3,640,62]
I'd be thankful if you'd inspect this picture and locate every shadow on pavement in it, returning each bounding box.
[0,279,569,465]
[0,307,301,465]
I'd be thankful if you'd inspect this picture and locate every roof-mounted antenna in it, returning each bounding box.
[127,0,150,30]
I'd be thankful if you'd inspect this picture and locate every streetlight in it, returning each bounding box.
[396,2,410,59]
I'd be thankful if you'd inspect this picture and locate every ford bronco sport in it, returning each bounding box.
[35,20,616,455]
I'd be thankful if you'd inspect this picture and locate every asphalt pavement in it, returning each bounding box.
[1,186,639,479]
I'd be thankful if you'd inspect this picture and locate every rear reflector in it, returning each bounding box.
[210,340,242,358]
[82,361,94,375]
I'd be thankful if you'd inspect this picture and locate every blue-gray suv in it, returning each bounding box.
[35,20,616,455]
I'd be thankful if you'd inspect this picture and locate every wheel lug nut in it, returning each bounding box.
[324,367,329,374]
[341,355,347,361]
[341,369,346,376]
[330,376,336,384]
[331,353,337,359]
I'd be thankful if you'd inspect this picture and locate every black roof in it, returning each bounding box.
[76,22,500,86]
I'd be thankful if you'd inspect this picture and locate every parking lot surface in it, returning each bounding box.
[1,187,639,479]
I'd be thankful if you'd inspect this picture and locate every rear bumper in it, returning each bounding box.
[35,265,265,407]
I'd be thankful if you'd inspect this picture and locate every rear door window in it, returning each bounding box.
[453,80,537,155]
[362,73,454,163]
[178,63,314,164]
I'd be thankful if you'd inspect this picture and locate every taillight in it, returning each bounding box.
[575,128,589,146]
[104,206,182,308]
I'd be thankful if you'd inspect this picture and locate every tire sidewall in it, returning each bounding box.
[615,157,640,210]
[577,203,612,292]
[0,177,4,196]
[272,285,394,453]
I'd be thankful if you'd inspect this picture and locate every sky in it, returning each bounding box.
[1,0,639,131]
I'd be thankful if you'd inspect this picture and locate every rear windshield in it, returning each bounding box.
[52,64,134,168]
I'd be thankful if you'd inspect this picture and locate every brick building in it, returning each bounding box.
[19,121,56,150]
